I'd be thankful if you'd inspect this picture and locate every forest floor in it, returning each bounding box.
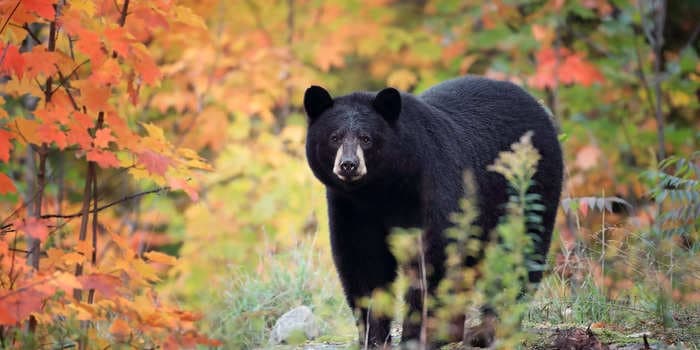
[267,319,699,349]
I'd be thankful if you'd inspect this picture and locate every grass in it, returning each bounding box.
[206,241,355,348]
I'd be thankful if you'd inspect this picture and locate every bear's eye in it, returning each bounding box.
[359,135,371,145]
[330,134,340,144]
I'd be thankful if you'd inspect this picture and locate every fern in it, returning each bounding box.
[645,151,700,238]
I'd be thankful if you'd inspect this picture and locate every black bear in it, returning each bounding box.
[303,76,563,348]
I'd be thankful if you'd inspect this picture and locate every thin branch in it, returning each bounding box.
[112,0,130,58]
[0,0,20,35]
[41,187,170,220]
[50,60,90,95]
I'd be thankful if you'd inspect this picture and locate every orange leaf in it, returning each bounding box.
[86,148,120,168]
[78,83,111,112]
[37,123,68,150]
[0,173,16,195]
[75,240,94,257]
[109,318,131,342]
[131,45,161,85]
[21,0,56,19]
[94,128,115,148]
[0,129,13,162]
[90,59,121,85]
[104,27,133,58]
[23,47,61,79]
[143,251,177,265]
[14,217,49,242]
[11,118,42,145]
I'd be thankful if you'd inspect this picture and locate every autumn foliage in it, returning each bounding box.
[1,0,699,348]
[0,0,214,347]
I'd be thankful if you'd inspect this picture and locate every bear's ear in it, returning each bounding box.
[304,85,334,122]
[373,87,401,123]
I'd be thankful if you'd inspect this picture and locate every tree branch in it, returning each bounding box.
[41,187,170,220]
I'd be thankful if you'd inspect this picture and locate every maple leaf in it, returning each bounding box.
[14,217,50,242]
[11,118,42,145]
[37,123,68,150]
[75,81,111,112]
[94,128,116,148]
[109,319,131,342]
[104,27,133,58]
[90,59,122,85]
[130,45,161,85]
[79,274,121,298]
[0,129,13,162]
[0,289,45,326]
[0,173,16,195]
[23,46,61,79]
[0,43,25,79]
[144,251,177,265]
[20,0,56,19]
[138,150,171,176]
[86,148,120,168]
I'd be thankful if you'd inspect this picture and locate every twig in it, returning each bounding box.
[41,187,169,220]
[0,0,20,35]
[112,0,130,58]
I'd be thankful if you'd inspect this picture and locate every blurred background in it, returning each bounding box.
[0,0,698,348]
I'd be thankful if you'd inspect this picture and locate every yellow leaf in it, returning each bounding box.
[75,240,94,257]
[63,252,87,265]
[174,6,207,29]
[68,0,96,16]
[143,251,177,265]
[387,69,417,91]
[53,272,83,291]
[11,118,42,145]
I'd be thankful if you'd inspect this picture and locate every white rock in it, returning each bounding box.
[269,305,320,344]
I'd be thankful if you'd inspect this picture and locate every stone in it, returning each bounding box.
[269,305,320,344]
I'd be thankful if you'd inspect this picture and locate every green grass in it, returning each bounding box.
[206,241,355,348]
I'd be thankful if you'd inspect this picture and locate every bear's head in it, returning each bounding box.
[303,85,402,190]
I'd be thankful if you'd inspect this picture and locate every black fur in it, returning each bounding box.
[303,76,563,347]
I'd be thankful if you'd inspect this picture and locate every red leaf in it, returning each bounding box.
[21,0,56,19]
[0,173,16,195]
[14,217,50,242]
[78,273,121,298]
[94,128,115,148]
[529,48,604,89]
[138,150,171,176]
[86,148,120,168]
[37,123,68,150]
[0,289,45,326]
[0,129,13,162]
[0,43,25,79]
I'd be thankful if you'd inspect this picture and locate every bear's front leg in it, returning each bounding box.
[328,193,397,348]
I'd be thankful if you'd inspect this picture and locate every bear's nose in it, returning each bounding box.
[340,161,358,173]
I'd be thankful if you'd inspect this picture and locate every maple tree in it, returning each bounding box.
[0,0,214,348]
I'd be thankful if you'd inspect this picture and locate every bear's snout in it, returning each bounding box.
[332,142,367,181]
